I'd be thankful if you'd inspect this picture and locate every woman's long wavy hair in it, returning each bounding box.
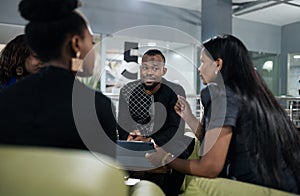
[203,34,300,191]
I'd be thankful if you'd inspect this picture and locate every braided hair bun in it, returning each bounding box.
[19,0,80,22]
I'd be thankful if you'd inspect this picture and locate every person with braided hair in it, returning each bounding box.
[0,34,42,89]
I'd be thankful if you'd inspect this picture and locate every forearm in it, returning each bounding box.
[167,157,220,178]
[167,127,232,177]
[147,127,231,179]
[185,114,201,135]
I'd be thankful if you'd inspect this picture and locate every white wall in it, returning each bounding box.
[232,17,281,54]
[0,23,24,44]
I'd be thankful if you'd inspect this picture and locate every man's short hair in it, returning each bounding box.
[143,49,166,64]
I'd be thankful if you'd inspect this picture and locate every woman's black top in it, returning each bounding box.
[0,66,117,157]
[200,84,297,193]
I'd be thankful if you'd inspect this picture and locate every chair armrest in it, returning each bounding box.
[130,180,165,196]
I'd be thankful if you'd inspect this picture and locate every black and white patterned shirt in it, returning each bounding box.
[121,81,154,136]
[117,78,186,147]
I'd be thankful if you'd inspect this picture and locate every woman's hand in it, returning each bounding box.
[174,95,193,121]
[145,146,174,167]
[175,95,201,135]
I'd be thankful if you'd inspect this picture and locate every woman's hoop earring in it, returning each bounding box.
[15,66,24,76]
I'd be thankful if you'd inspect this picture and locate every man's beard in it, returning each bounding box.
[142,82,160,90]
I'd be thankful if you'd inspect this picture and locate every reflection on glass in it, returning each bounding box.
[288,53,300,97]
[250,51,279,96]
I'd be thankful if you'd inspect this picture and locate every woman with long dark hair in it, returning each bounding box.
[146,34,300,193]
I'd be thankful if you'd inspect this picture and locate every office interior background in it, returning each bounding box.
[1,0,300,124]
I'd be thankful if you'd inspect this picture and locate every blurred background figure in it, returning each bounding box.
[0,34,42,89]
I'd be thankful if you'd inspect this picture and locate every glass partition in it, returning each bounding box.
[250,51,280,96]
[102,35,198,96]
[287,52,300,97]
[102,34,199,117]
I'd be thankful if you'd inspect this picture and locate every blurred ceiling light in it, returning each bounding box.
[173,53,181,58]
[293,55,300,59]
[147,42,156,47]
